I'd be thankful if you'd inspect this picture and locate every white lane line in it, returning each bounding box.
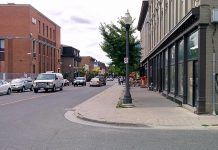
[0,93,55,107]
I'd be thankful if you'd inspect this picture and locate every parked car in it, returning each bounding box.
[64,79,70,86]
[89,77,102,87]
[0,80,12,95]
[10,77,33,92]
[95,75,106,85]
[33,72,64,93]
[107,77,114,81]
[73,77,86,86]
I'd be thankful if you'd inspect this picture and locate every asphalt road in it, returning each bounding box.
[0,81,218,150]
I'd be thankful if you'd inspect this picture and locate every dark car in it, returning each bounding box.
[95,75,106,86]
[73,77,86,86]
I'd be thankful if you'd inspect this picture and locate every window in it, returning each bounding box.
[170,45,175,93]
[32,40,36,53]
[53,30,56,40]
[43,23,45,35]
[46,26,48,37]
[50,28,52,39]
[47,46,49,56]
[188,30,198,60]
[178,40,184,96]
[0,40,5,61]
[39,43,41,54]
[164,50,168,90]
[38,21,41,33]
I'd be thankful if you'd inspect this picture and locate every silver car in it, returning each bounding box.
[10,78,33,92]
[0,80,12,95]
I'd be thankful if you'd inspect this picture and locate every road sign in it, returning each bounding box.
[124,57,128,64]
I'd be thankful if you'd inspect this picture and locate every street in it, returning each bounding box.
[0,81,218,150]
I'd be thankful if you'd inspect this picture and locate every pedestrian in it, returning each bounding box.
[120,76,124,85]
[118,77,121,85]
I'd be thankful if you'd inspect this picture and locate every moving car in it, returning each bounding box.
[73,77,86,86]
[33,72,64,93]
[0,80,11,95]
[10,77,33,92]
[89,77,101,87]
[95,75,106,85]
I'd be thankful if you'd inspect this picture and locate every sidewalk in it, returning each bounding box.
[71,83,218,129]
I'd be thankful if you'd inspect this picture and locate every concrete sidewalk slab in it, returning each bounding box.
[72,83,218,129]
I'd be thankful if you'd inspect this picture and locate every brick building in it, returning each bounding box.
[79,56,96,72]
[0,3,61,74]
[138,0,218,114]
[61,45,80,81]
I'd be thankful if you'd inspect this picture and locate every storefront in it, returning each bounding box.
[141,7,208,113]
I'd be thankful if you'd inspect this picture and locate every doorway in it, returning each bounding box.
[187,60,199,106]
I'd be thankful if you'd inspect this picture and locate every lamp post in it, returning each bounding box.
[122,10,133,106]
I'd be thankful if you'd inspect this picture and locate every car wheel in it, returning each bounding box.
[7,88,11,95]
[60,84,63,91]
[52,85,56,92]
[45,89,48,92]
[30,86,33,91]
[34,89,38,93]
[21,87,25,92]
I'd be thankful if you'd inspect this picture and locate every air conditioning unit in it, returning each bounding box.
[211,8,218,23]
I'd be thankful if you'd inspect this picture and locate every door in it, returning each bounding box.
[193,61,199,107]
[187,61,198,107]
[187,61,193,106]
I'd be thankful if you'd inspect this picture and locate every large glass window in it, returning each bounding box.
[170,46,175,93]
[188,30,198,60]
[164,50,168,90]
[0,40,5,61]
[178,40,184,96]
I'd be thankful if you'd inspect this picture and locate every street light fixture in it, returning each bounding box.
[122,10,133,107]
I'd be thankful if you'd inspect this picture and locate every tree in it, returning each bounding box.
[99,18,141,76]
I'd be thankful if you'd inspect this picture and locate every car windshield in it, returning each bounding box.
[76,77,85,80]
[11,79,23,83]
[36,74,55,80]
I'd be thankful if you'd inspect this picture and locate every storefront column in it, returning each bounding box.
[197,24,208,113]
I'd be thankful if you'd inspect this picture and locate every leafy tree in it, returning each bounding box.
[79,67,86,77]
[99,18,141,76]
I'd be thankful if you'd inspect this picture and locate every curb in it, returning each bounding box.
[75,112,151,128]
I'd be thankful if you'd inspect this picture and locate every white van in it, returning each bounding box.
[33,72,64,93]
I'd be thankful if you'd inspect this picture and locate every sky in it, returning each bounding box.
[0,0,143,65]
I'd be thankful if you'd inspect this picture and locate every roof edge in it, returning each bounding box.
[137,0,149,31]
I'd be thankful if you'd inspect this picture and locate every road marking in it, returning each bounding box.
[0,93,55,107]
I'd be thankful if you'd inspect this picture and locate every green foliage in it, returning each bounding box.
[99,19,141,75]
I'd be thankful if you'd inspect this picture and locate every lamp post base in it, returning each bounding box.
[120,103,134,108]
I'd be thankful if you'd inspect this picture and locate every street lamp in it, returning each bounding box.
[122,10,133,107]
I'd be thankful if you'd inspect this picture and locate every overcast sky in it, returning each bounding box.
[1,0,143,65]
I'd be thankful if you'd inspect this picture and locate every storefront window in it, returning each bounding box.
[170,46,175,93]
[164,50,168,90]
[188,30,198,60]
[178,40,184,96]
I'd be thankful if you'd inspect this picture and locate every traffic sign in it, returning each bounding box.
[124,57,128,64]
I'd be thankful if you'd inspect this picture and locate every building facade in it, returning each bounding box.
[61,45,80,81]
[80,56,96,72]
[0,3,61,75]
[138,0,218,114]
